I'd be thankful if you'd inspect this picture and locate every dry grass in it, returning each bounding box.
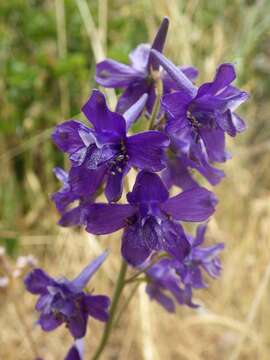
[1,0,270,359]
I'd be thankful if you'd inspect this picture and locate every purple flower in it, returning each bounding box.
[52,90,169,203]
[172,224,224,306]
[95,17,198,114]
[65,339,84,360]
[151,50,248,163]
[146,224,224,310]
[24,252,110,339]
[85,171,217,266]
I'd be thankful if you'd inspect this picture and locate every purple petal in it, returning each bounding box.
[163,66,198,93]
[121,222,152,266]
[38,313,63,331]
[95,59,144,87]
[68,312,87,339]
[126,131,169,172]
[150,50,197,98]
[189,155,225,186]
[116,80,148,114]
[161,220,190,260]
[180,66,199,82]
[162,91,192,124]
[53,167,68,183]
[85,204,136,235]
[161,157,199,191]
[82,90,126,141]
[162,187,217,222]
[193,224,207,246]
[146,284,175,313]
[129,44,150,73]
[231,112,246,133]
[127,171,169,205]
[142,216,162,251]
[105,165,130,203]
[58,205,89,227]
[148,17,169,70]
[123,93,148,129]
[72,251,109,290]
[52,120,88,157]
[84,295,110,322]
[69,164,106,197]
[200,127,229,163]
[198,63,236,97]
[216,110,237,137]
[24,269,54,295]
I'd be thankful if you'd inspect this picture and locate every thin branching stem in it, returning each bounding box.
[91,260,128,360]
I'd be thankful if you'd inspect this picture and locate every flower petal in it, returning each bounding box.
[129,44,150,73]
[105,165,130,203]
[84,295,110,322]
[200,127,229,163]
[72,251,109,290]
[69,164,106,197]
[162,187,217,222]
[58,205,89,227]
[216,109,237,137]
[38,313,63,331]
[148,17,169,70]
[126,131,169,172]
[161,91,192,124]
[231,112,246,133]
[150,50,197,97]
[123,93,148,130]
[193,224,207,247]
[85,204,136,235]
[24,269,54,295]
[161,220,190,260]
[52,120,88,157]
[116,80,149,114]
[146,284,175,313]
[82,90,126,140]
[68,312,87,339]
[95,59,144,87]
[127,171,169,205]
[121,222,152,266]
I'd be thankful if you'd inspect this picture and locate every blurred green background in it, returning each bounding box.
[1,1,270,359]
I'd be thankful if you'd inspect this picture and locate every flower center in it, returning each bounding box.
[186,110,201,142]
[108,143,129,176]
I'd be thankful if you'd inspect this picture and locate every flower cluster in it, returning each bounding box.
[25,16,248,359]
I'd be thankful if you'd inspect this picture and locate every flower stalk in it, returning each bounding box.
[91,260,128,360]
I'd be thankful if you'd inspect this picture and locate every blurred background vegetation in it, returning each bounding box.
[1,0,270,359]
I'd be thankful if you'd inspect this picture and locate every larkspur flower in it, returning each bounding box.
[95,17,198,114]
[85,171,217,266]
[146,224,224,310]
[173,224,224,293]
[52,90,169,203]
[150,49,248,163]
[24,252,110,339]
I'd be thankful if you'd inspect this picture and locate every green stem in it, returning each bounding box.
[114,281,140,327]
[91,260,128,360]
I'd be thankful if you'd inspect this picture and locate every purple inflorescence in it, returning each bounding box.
[26,15,249,359]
